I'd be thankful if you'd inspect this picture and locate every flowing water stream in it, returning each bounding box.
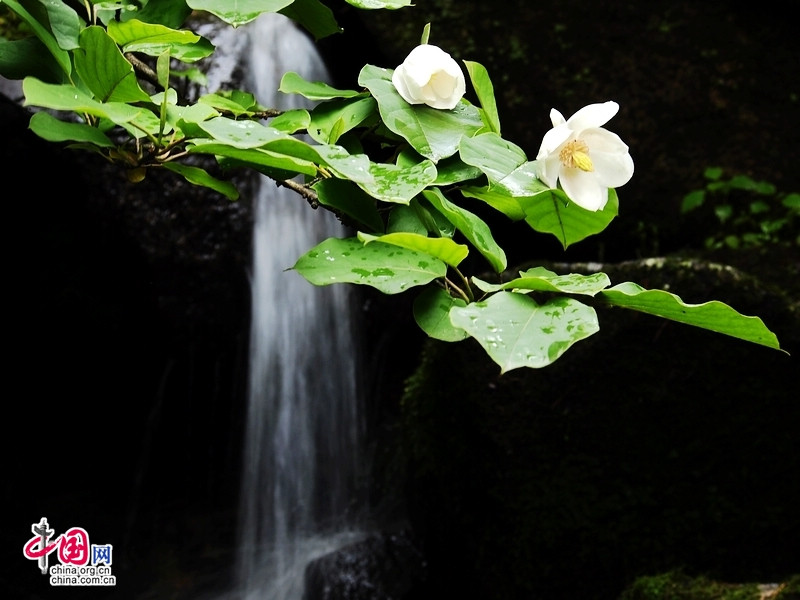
[232,13,364,600]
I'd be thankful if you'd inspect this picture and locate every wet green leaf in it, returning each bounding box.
[196,116,290,148]
[473,267,611,295]
[269,109,311,133]
[315,145,438,203]
[293,237,447,294]
[450,292,600,373]
[308,96,377,144]
[358,231,468,267]
[186,0,293,27]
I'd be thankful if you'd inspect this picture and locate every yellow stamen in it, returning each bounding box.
[559,139,594,172]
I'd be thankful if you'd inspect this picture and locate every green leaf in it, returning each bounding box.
[74,26,152,103]
[156,49,170,90]
[450,292,600,373]
[472,267,611,295]
[314,145,439,203]
[387,204,428,235]
[308,95,377,144]
[419,22,431,45]
[358,64,483,162]
[280,71,361,101]
[413,287,469,342]
[681,189,705,213]
[28,110,114,147]
[782,193,800,210]
[422,187,507,272]
[292,236,447,294]
[344,0,412,8]
[185,0,294,27]
[162,162,239,200]
[169,102,219,129]
[279,0,341,39]
[0,37,66,83]
[464,60,500,135]
[2,0,72,77]
[460,185,526,221]
[37,0,82,50]
[358,231,469,268]
[189,140,318,178]
[599,282,784,351]
[459,132,549,197]
[22,77,144,124]
[198,91,262,117]
[119,0,192,28]
[519,188,618,249]
[107,19,214,63]
[431,155,482,186]
[313,178,384,233]
[196,116,290,147]
[269,108,311,133]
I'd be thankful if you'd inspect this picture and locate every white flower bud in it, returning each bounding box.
[391,44,466,110]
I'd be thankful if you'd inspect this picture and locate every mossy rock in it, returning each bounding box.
[618,571,800,600]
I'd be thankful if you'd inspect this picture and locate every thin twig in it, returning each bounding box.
[275,178,320,209]
[126,53,160,89]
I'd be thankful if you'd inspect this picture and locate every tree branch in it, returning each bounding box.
[275,178,320,209]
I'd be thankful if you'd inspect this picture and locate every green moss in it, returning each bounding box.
[619,571,799,600]
[776,575,800,599]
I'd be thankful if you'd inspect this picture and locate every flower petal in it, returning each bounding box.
[536,124,572,160]
[592,150,634,188]
[582,127,628,153]
[559,167,608,211]
[549,108,566,127]
[391,66,417,104]
[536,155,562,188]
[566,101,619,131]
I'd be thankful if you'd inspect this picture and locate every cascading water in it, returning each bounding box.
[233,13,364,600]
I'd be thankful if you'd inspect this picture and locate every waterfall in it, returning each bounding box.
[233,13,364,600]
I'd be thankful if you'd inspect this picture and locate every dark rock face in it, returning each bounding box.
[399,257,800,600]
[303,531,427,600]
[3,92,253,597]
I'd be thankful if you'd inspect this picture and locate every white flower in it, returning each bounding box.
[391,44,466,110]
[535,101,634,211]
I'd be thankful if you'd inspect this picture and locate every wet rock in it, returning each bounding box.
[303,531,427,600]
